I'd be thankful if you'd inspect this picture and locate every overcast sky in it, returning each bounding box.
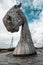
[0,0,43,48]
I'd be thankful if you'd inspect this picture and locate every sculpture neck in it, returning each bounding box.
[20,21,32,41]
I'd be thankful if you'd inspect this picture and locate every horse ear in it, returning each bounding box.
[14,3,21,8]
[18,3,21,8]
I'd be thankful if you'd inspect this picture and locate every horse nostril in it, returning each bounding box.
[7,15,11,21]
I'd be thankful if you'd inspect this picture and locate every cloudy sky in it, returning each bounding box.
[0,0,43,48]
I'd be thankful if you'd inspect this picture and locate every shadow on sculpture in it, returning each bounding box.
[3,3,36,56]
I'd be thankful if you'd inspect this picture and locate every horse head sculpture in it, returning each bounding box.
[3,3,23,33]
[3,3,36,55]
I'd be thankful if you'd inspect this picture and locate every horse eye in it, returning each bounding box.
[7,15,11,21]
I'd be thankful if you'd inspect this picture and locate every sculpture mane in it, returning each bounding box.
[3,3,36,55]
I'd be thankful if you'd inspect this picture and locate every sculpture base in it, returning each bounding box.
[13,52,37,57]
[13,41,36,56]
